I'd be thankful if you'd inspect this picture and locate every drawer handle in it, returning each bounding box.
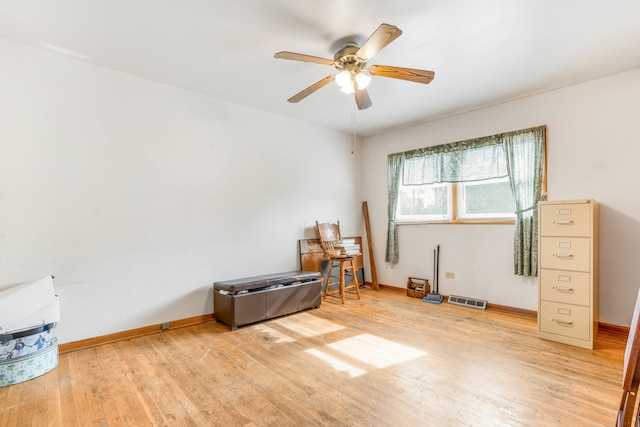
[552,318,574,326]
[553,220,574,225]
[553,286,574,292]
[553,253,574,259]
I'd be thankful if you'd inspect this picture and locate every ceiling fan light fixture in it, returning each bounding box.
[336,70,370,94]
[335,70,354,93]
[355,72,371,90]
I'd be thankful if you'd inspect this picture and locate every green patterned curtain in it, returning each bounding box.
[504,126,546,276]
[385,125,546,274]
[386,153,404,263]
[402,136,507,184]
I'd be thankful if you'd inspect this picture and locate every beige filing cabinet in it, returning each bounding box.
[538,199,599,349]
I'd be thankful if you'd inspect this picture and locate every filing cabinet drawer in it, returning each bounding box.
[539,202,592,237]
[539,301,590,341]
[539,237,590,272]
[540,269,590,306]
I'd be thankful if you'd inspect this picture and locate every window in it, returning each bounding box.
[386,126,546,272]
[396,182,451,221]
[394,137,516,223]
[457,177,516,220]
[397,177,516,223]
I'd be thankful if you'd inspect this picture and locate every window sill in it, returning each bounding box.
[397,219,515,225]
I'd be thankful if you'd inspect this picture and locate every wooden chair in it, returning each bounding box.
[315,221,361,304]
[617,288,640,427]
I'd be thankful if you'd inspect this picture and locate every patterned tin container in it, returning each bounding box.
[0,323,58,387]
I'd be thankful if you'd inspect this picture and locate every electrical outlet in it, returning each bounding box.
[445,272,455,279]
[161,322,170,330]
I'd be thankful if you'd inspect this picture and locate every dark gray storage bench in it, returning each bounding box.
[213,271,322,330]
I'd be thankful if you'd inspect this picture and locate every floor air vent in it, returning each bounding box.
[448,295,487,310]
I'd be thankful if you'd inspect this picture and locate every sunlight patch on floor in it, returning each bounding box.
[328,333,427,369]
[274,312,345,337]
[304,348,367,378]
[304,333,427,377]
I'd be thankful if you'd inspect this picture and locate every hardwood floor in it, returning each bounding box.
[0,288,627,426]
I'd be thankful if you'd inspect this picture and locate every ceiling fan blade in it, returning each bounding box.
[274,51,335,66]
[287,75,336,103]
[368,65,435,84]
[356,23,403,61]
[354,86,373,110]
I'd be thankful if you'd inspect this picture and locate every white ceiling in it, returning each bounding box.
[1,0,639,136]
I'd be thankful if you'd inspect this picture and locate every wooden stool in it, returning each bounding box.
[323,255,361,304]
[315,220,362,304]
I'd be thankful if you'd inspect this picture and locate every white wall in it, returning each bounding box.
[0,38,363,344]
[362,67,640,327]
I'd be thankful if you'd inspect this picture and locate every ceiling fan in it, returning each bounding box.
[274,23,435,110]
